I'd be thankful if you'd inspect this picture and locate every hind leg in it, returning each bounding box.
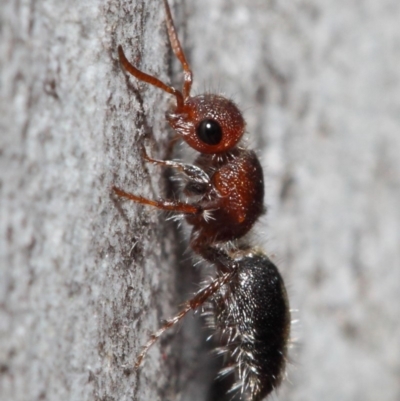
[135,271,233,368]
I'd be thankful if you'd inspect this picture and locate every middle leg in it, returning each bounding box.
[113,186,200,214]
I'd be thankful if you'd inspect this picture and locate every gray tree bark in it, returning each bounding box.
[1,1,399,401]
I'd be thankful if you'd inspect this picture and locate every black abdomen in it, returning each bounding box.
[213,252,290,400]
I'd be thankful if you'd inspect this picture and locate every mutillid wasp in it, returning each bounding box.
[114,1,291,399]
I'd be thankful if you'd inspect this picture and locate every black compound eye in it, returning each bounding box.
[196,119,223,145]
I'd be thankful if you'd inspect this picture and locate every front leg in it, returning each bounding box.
[143,149,211,194]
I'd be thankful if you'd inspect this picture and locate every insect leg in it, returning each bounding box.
[143,150,211,187]
[135,271,233,368]
[112,186,199,214]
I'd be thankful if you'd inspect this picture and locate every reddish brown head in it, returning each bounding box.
[167,94,245,154]
[118,0,245,155]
